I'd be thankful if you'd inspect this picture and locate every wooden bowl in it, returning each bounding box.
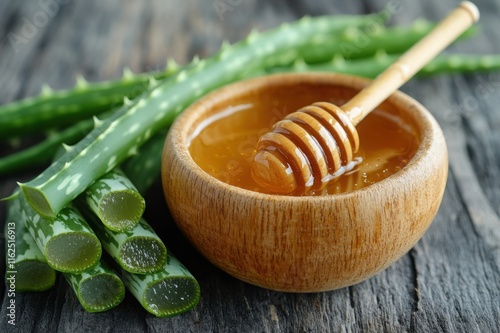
[162,73,448,292]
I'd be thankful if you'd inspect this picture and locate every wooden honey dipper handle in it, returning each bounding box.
[251,2,479,194]
[343,1,480,125]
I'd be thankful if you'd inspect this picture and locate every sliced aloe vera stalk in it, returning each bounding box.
[79,168,145,232]
[80,206,167,274]
[16,193,101,273]
[5,196,56,291]
[63,260,125,313]
[120,252,200,317]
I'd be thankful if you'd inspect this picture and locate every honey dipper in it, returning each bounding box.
[251,1,479,194]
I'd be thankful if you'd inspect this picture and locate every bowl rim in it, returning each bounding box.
[166,72,444,202]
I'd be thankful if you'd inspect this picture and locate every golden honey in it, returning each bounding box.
[188,84,420,196]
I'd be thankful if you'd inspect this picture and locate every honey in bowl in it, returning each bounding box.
[188,83,420,196]
[163,73,448,292]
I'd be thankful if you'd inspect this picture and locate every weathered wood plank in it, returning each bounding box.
[1,0,500,332]
[405,62,500,333]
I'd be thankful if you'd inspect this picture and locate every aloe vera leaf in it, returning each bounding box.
[4,197,57,292]
[0,116,95,176]
[271,53,500,79]
[296,19,476,64]
[80,206,167,274]
[120,251,200,317]
[19,14,383,218]
[0,64,178,140]
[63,260,125,313]
[78,167,145,232]
[417,54,500,75]
[15,192,102,273]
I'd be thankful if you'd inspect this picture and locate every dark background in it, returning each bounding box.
[1,0,500,332]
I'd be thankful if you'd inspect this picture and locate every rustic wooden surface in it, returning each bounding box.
[1,0,499,332]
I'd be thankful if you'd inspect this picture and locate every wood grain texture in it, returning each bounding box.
[1,0,499,332]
